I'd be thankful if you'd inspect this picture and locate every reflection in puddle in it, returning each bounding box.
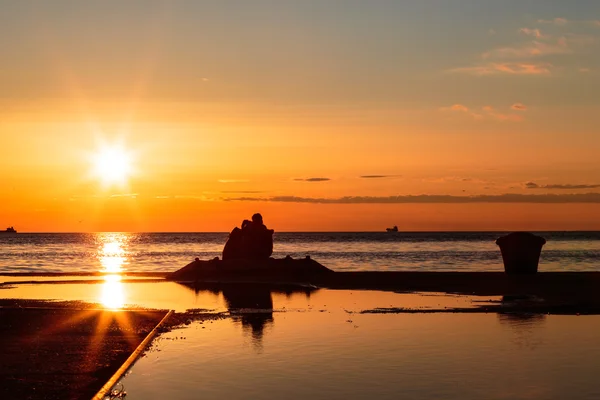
[101,275,125,310]
[497,298,548,350]
[178,283,315,349]
[224,287,274,349]
[97,233,130,309]
[121,313,600,400]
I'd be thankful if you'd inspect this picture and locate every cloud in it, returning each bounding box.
[451,63,552,76]
[174,195,217,201]
[526,182,600,190]
[519,28,544,38]
[225,193,600,204]
[294,177,331,182]
[360,175,397,179]
[441,104,523,122]
[538,18,568,26]
[452,20,600,77]
[440,104,469,112]
[494,63,552,74]
[218,179,250,183]
[441,104,485,120]
[220,190,265,194]
[511,103,528,111]
[423,176,489,184]
[482,39,570,60]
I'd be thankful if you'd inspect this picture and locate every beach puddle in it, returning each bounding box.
[0,278,497,313]
[118,312,600,400]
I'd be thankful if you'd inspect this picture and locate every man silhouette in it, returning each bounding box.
[241,213,274,259]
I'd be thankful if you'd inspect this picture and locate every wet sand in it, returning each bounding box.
[0,300,220,400]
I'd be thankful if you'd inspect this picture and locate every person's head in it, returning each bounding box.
[252,213,263,224]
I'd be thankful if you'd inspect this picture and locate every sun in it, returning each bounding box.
[92,145,132,186]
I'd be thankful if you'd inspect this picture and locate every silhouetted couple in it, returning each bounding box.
[223,213,274,260]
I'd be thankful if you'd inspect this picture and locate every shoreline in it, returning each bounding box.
[3,271,600,315]
[3,270,599,295]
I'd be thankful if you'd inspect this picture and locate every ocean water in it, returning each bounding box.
[0,232,598,274]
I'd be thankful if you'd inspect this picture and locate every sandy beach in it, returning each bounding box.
[0,298,224,400]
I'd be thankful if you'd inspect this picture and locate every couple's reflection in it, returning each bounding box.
[177,282,316,348]
[223,285,275,345]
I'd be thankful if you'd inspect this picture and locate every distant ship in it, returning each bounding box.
[1,227,17,234]
[386,225,398,232]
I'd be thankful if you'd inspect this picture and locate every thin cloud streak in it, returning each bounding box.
[294,177,331,182]
[218,179,250,183]
[220,190,265,194]
[225,193,600,204]
[537,18,568,26]
[483,39,570,59]
[450,63,552,75]
[519,28,545,38]
[526,182,600,190]
[441,104,524,122]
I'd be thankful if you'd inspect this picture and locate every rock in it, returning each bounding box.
[166,257,334,283]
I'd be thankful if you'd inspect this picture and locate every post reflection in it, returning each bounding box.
[497,296,547,350]
[177,282,316,349]
[96,233,130,309]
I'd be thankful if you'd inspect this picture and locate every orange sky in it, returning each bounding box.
[1,2,600,232]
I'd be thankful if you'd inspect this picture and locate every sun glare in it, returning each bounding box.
[92,145,132,186]
[97,233,129,274]
[101,274,125,310]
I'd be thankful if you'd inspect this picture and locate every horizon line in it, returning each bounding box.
[6,230,600,234]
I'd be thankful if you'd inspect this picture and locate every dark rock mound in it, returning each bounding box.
[166,256,335,284]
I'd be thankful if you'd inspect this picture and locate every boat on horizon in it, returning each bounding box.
[1,227,17,234]
[386,225,398,232]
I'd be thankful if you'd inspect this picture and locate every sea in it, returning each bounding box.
[0,231,599,274]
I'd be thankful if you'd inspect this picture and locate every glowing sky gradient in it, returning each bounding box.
[1,1,599,231]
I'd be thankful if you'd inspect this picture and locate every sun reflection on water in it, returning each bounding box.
[101,274,125,309]
[97,233,130,309]
[98,233,129,274]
